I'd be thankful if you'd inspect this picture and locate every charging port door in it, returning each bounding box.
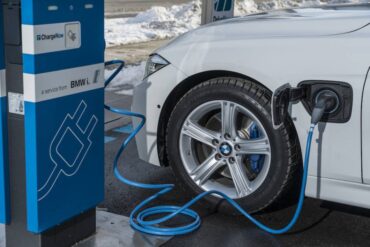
[272,83,305,129]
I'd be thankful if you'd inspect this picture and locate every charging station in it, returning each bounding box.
[2,0,105,246]
[202,0,235,24]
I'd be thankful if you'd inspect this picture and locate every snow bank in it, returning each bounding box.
[105,1,201,47]
[105,62,146,95]
[105,0,363,47]
[235,0,367,16]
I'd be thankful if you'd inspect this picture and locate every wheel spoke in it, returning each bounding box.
[221,101,237,138]
[228,157,252,197]
[191,153,226,185]
[236,137,270,156]
[182,120,220,148]
[180,100,272,199]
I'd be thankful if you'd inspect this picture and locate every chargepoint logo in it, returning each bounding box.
[36,33,64,41]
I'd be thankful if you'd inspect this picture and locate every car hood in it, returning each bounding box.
[159,4,370,50]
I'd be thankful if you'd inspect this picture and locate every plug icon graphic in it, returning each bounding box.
[38,101,98,201]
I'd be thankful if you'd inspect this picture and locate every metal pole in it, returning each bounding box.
[201,0,212,25]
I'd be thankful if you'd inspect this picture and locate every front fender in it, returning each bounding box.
[157,34,366,184]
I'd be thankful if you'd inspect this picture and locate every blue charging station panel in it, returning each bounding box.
[21,0,105,233]
[0,7,9,225]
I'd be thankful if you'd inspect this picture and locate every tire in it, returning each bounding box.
[166,77,301,213]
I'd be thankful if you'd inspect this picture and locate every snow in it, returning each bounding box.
[105,62,146,95]
[105,1,201,47]
[235,0,327,16]
[235,0,368,16]
[105,0,365,47]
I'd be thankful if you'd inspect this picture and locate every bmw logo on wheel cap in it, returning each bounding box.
[220,143,232,156]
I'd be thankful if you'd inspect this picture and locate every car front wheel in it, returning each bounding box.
[166,77,300,213]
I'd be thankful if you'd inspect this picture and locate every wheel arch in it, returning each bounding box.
[157,70,274,167]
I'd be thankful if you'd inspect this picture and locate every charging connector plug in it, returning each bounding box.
[311,90,339,125]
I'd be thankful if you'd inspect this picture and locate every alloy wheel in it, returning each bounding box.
[179,100,271,199]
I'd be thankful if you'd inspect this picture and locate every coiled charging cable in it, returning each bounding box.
[105,60,316,236]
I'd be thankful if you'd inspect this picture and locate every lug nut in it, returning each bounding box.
[235,144,241,151]
[229,157,236,164]
[212,139,220,146]
[225,133,231,139]
[215,154,222,160]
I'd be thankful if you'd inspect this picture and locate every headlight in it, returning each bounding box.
[144,54,170,78]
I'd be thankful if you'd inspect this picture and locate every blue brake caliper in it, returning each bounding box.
[250,123,263,173]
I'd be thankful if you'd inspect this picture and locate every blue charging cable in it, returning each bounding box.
[105,60,316,236]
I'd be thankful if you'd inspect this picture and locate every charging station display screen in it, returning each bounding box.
[213,0,234,21]
[22,0,105,233]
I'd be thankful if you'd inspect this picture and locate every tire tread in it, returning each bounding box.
[166,77,301,213]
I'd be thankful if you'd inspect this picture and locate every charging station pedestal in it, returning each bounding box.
[0,2,9,226]
[2,0,105,246]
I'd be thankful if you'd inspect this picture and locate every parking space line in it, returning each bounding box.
[114,124,133,134]
[104,136,116,144]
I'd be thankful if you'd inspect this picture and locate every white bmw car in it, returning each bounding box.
[132,4,370,212]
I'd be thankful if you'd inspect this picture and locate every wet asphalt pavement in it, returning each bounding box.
[102,125,370,247]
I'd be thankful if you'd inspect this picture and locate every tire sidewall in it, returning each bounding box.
[166,79,291,213]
